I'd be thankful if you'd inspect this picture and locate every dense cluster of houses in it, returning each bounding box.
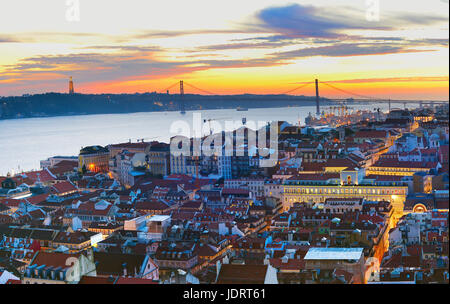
[0,105,448,284]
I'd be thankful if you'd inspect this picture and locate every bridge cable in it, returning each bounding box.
[278,82,314,95]
[320,82,377,100]
[159,82,180,94]
[183,82,217,95]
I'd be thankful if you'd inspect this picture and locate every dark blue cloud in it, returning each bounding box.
[255,4,365,38]
[254,3,448,39]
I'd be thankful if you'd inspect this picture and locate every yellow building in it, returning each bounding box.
[147,143,171,176]
[414,115,433,123]
[282,172,408,218]
[283,184,407,215]
[78,145,109,173]
[366,159,434,177]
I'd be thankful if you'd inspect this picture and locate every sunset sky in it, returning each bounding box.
[0,0,448,99]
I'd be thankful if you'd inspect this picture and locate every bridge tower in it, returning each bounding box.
[180,80,186,114]
[69,76,74,94]
[315,79,320,116]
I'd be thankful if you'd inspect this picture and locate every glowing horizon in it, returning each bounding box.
[0,0,448,100]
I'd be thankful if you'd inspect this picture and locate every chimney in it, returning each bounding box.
[288,231,293,242]
[122,263,127,277]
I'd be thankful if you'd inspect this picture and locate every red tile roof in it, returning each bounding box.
[31,251,83,268]
[372,159,437,169]
[333,269,354,283]
[222,188,249,195]
[0,199,22,208]
[115,277,158,284]
[109,142,151,149]
[325,158,359,168]
[78,276,116,284]
[135,200,170,211]
[365,174,404,181]
[51,181,77,194]
[48,164,77,176]
[301,162,325,172]
[288,173,339,181]
[180,200,203,210]
[79,275,159,285]
[269,258,305,271]
[435,200,449,210]
[216,264,268,284]
[354,130,387,139]
[23,169,56,183]
[168,210,197,221]
[66,201,113,217]
[25,193,50,205]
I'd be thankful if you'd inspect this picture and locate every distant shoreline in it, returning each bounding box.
[0,94,380,122]
[0,91,428,122]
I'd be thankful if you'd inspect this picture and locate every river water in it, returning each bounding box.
[0,103,414,175]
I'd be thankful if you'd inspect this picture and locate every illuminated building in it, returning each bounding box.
[282,173,408,218]
[413,109,434,123]
[50,231,97,252]
[87,222,123,238]
[323,198,363,213]
[147,142,171,176]
[78,145,109,173]
[366,159,439,176]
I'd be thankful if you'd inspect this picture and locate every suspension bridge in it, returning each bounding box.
[157,79,448,115]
